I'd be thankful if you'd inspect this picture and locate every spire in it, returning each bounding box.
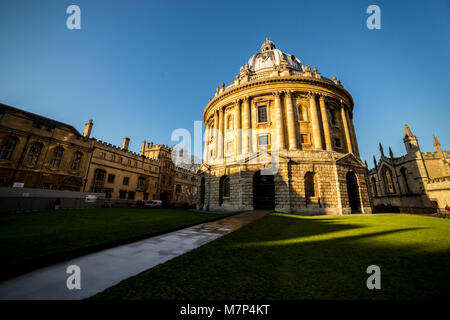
[404,124,414,138]
[433,135,442,153]
[373,155,377,168]
[389,146,394,159]
[364,160,368,168]
[379,143,384,157]
[403,124,419,153]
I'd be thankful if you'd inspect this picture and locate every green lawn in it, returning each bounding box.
[92,213,450,300]
[0,208,232,280]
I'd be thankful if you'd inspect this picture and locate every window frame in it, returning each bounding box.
[49,146,64,169]
[0,136,19,160]
[26,141,43,165]
[257,105,268,123]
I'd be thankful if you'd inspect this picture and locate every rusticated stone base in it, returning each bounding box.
[197,150,373,215]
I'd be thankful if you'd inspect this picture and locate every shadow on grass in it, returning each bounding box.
[91,214,450,300]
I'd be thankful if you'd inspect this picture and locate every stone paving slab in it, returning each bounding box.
[0,210,270,300]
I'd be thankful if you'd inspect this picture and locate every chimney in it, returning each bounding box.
[83,119,93,138]
[141,140,146,155]
[122,137,130,151]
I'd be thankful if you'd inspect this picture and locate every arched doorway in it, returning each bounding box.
[219,175,230,206]
[199,177,205,207]
[253,170,275,210]
[346,171,361,213]
[304,171,317,207]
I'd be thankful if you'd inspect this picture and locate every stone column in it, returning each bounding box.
[308,92,322,150]
[218,107,224,160]
[273,91,285,150]
[251,102,258,153]
[234,99,242,157]
[348,113,360,157]
[203,122,209,163]
[242,96,250,154]
[213,110,219,158]
[340,100,353,154]
[285,90,298,150]
[319,94,332,151]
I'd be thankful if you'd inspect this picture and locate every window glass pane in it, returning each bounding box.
[258,106,267,122]
[258,135,268,145]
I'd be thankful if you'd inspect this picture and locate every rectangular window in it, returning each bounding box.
[301,134,310,144]
[258,135,269,146]
[144,193,149,200]
[137,177,145,191]
[105,189,113,199]
[227,141,233,153]
[107,174,115,183]
[128,191,135,200]
[258,106,268,123]
[123,177,129,185]
[298,105,308,121]
[333,138,341,148]
[119,190,127,199]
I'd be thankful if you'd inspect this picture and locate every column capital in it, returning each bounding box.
[243,95,250,102]
[272,91,281,97]
[284,90,293,97]
[234,99,241,105]
[307,91,316,99]
[319,93,328,101]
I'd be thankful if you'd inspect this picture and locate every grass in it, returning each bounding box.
[0,208,233,280]
[92,213,450,300]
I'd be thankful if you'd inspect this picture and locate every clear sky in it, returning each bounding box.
[0,0,449,166]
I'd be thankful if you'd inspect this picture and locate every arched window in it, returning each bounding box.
[383,167,395,194]
[304,171,316,199]
[26,142,43,165]
[400,167,410,193]
[219,175,230,205]
[328,109,337,126]
[0,136,18,160]
[70,151,83,170]
[49,147,64,168]
[371,177,378,196]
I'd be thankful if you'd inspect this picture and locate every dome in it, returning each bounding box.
[247,38,304,73]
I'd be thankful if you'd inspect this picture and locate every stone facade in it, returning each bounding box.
[0,103,197,206]
[0,103,91,191]
[368,124,449,213]
[197,39,372,215]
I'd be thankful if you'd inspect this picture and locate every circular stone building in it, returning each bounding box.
[197,39,372,215]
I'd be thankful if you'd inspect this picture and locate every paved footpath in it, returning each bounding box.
[0,210,269,300]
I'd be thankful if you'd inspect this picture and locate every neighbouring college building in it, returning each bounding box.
[0,103,197,207]
[197,39,372,215]
[369,125,449,213]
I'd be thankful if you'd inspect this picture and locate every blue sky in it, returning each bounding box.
[0,0,449,165]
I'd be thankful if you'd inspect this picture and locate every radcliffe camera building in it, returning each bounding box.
[0,103,197,206]
[197,39,372,215]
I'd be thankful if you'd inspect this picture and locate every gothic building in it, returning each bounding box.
[197,39,372,215]
[0,103,197,207]
[369,124,449,213]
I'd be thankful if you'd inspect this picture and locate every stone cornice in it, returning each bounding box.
[203,76,354,122]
